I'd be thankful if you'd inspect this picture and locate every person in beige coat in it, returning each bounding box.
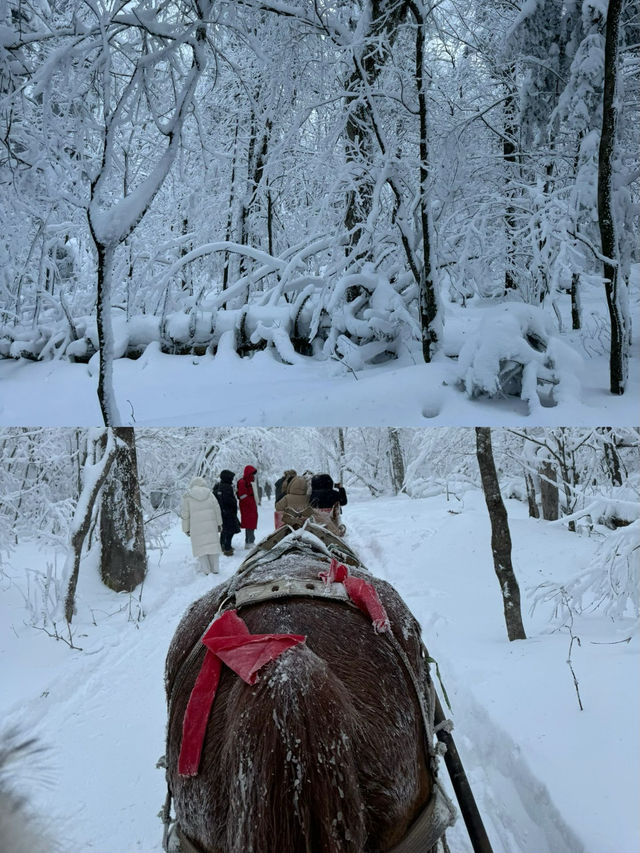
[275,476,311,514]
[181,477,223,574]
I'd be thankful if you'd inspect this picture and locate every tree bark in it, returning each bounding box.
[503,72,518,293]
[475,428,526,641]
[524,471,539,519]
[411,1,438,361]
[570,272,581,330]
[388,427,405,494]
[94,243,122,426]
[598,0,627,395]
[98,428,147,593]
[539,460,559,521]
[602,427,623,486]
[65,432,118,623]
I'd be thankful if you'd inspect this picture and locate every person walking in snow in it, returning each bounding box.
[309,474,348,536]
[264,481,272,501]
[275,469,297,503]
[275,475,311,523]
[213,469,241,556]
[237,465,259,548]
[310,474,347,510]
[181,477,223,574]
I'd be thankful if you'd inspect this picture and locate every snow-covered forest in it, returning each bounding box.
[0,426,638,852]
[1,1,638,424]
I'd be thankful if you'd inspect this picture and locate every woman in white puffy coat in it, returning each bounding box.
[181,477,223,574]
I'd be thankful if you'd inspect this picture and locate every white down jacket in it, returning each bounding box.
[181,477,223,558]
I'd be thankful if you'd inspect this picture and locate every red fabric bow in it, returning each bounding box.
[178,609,305,776]
[319,558,390,633]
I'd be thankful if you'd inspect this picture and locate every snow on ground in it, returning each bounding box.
[1,293,638,427]
[1,492,638,853]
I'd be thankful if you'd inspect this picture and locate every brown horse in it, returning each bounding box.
[164,527,455,853]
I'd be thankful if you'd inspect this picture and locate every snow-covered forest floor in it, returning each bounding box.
[1,490,637,853]
[1,285,638,426]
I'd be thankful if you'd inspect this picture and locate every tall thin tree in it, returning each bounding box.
[475,428,526,641]
[598,0,627,395]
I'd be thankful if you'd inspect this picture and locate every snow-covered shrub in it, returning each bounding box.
[456,303,583,411]
[533,520,640,621]
[315,266,420,370]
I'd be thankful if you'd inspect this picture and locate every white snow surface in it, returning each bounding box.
[1,289,638,426]
[1,491,638,853]
[0,335,638,428]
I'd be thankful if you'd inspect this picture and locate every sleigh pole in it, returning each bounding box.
[434,693,495,853]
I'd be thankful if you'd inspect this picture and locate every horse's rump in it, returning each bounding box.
[165,545,441,853]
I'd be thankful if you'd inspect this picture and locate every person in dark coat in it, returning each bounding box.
[213,470,241,556]
[264,481,272,501]
[274,469,297,503]
[310,474,347,510]
[237,465,259,547]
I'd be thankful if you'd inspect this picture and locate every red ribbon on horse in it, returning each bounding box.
[179,609,305,776]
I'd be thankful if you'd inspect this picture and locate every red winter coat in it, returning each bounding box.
[237,465,258,530]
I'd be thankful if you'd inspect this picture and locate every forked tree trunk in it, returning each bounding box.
[64,431,118,623]
[475,428,526,641]
[99,427,147,593]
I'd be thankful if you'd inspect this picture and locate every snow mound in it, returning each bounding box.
[456,304,583,412]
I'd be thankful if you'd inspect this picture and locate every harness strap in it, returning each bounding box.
[234,576,351,608]
[388,782,457,853]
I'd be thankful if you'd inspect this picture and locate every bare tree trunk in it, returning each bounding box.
[222,120,240,291]
[98,427,147,593]
[601,427,623,486]
[539,460,559,521]
[388,427,405,495]
[94,242,122,426]
[411,1,438,362]
[337,427,346,485]
[65,432,118,623]
[503,73,518,293]
[475,428,526,642]
[598,0,627,395]
[570,273,581,330]
[524,471,539,519]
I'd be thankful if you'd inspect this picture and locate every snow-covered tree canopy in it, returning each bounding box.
[0,0,637,406]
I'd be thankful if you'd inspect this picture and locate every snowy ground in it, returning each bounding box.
[1,491,638,853]
[1,290,638,427]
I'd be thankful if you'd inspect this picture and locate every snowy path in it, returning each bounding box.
[1,494,638,852]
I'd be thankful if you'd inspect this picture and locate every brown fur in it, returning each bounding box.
[165,555,434,853]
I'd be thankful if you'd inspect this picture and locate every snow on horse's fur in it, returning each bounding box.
[165,552,435,853]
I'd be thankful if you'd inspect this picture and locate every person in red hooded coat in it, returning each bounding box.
[237,465,258,548]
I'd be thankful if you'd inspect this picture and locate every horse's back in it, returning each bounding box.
[165,565,432,853]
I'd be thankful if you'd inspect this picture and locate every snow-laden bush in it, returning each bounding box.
[316,266,420,370]
[456,303,583,411]
[533,519,640,621]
